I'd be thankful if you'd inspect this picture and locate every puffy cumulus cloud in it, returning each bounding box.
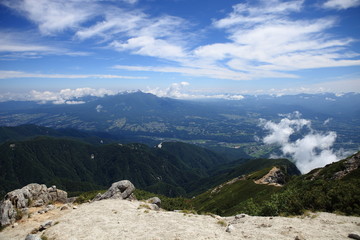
[145,82,190,99]
[5,88,118,104]
[144,82,245,100]
[261,112,311,145]
[260,111,346,173]
[323,0,360,10]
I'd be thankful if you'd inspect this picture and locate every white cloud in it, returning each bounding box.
[145,82,191,99]
[0,70,147,80]
[0,88,121,103]
[260,111,346,173]
[112,0,360,82]
[214,0,304,28]
[144,82,245,100]
[0,31,94,59]
[261,111,311,145]
[122,0,138,4]
[1,0,98,35]
[113,65,252,80]
[26,88,117,104]
[110,36,186,59]
[1,0,359,83]
[323,0,360,9]
[207,0,360,75]
[96,104,104,113]
[323,118,332,125]
[75,10,146,40]
[0,31,61,53]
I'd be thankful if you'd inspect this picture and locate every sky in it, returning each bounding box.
[1,0,360,101]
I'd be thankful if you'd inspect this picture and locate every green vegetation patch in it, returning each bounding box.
[192,179,281,216]
[134,189,193,211]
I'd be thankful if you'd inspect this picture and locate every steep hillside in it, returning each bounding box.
[186,158,300,195]
[0,124,118,145]
[196,151,360,217]
[156,141,226,174]
[191,163,297,216]
[276,151,360,216]
[0,137,227,198]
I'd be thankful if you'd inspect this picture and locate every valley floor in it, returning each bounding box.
[1,199,359,240]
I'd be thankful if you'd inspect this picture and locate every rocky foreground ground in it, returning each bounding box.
[1,198,360,240]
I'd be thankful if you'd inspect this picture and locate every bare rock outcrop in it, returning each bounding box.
[332,152,360,180]
[93,180,135,201]
[254,167,286,187]
[0,184,68,227]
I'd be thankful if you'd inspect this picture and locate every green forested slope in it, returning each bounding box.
[186,158,300,195]
[0,137,226,197]
[190,151,360,217]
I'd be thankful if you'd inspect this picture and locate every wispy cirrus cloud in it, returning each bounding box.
[199,0,360,74]
[112,64,254,81]
[0,30,92,60]
[0,70,147,79]
[1,0,359,84]
[1,0,188,61]
[1,0,98,35]
[323,0,360,10]
[0,31,61,53]
[77,9,189,60]
[110,36,186,60]
[111,0,360,81]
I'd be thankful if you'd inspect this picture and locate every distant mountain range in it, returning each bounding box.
[0,91,359,159]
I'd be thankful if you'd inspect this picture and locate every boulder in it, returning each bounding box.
[349,233,360,240]
[149,204,159,211]
[52,189,67,203]
[226,224,235,233]
[31,220,54,234]
[0,200,16,226]
[93,180,135,201]
[60,205,70,211]
[0,184,68,227]
[147,197,161,208]
[38,204,55,214]
[39,220,53,231]
[25,234,42,240]
[235,213,247,219]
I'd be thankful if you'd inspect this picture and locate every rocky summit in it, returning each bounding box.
[0,183,67,227]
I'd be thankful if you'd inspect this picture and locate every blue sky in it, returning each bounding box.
[0,0,360,101]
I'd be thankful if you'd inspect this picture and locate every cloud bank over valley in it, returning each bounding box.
[259,111,350,173]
